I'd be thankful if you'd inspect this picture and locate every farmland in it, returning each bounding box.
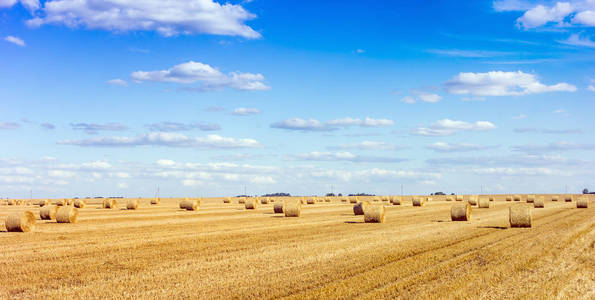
[1,195,593,299]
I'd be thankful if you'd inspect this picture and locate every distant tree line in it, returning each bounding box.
[261,193,291,197]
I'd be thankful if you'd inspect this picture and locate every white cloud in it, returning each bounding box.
[355,49,365,53]
[427,142,498,152]
[0,122,20,129]
[512,141,595,153]
[401,96,416,104]
[328,141,402,151]
[0,0,38,11]
[146,121,220,132]
[417,93,442,103]
[589,85,595,91]
[4,35,25,47]
[445,71,577,96]
[182,179,204,186]
[558,33,595,48]
[292,151,406,163]
[270,118,332,131]
[81,161,111,170]
[516,2,573,29]
[232,107,260,116]
[413,119,496,136]
[471,167,568,176]
[493,0,535,12]
[327,117,395,127]
[512,114,527,119]
[131,61,269,91]
[157,159,176,167]
[70,122,128,134]
[573,9,595,25]
[251,176,276,184]
[58,133,261,149]
[25,0,260,38]
[48,170,75,178]
[107,79,127,87]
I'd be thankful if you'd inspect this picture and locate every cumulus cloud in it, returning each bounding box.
[58,133,261,149]
[271,117,394,131]
[412,119,496,136]
[0,0,38,10]
[426,142,499,152]
[496,1,595,29]
[444,71,577,96]
[4,35,25,46]
[291,151,406,163]
[232,107,260,116]
[328,141,403,151]
[106,79,127,86]
[512,141,595,153]
[516,2,573,29]
[0,122,20,129]
[24,0,260,38]
[145,121,220,132]
[131,61,269,91]
[70,122,128,134]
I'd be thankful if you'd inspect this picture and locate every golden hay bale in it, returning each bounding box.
[56,206,79,223]
[223,197,231,203]
[446,196,454,201]
[284,200,301,217]
[509,204,532,228]
[270,198,275,203]
[74,199,86,208]
[341,197,347,202]
[7,199,15,205]
[455,195,463,201]
[179,198,189,209]
[526,194,535,203]
[126,199,139,210]
[16,199,23,205]
[426,197,432,202]
[150,198,160,205]
[489,196,495,202]
[238,197,246,204]
[513,195,521,202]
[451,202,471,221]
[65,199,74,205]
[103,198,117,209]
[412,197,425,207]
[373,196,380,202]
[564,195,572,202]
[577,197,588,208]
[261,197,269,204]
[273,202,284,213]
[478,197,490,208]
[38,199,50,207]
[381,196,389,202]
[349,197,357,204]
[391,196,401,205]
[552,195,559,201]
[40,205,58,220]
[364,205,385,223]
[306,198,316,204]
[5,211,36,232]
[55,199,66,206]
[468,195,478,206]
[534,196,544,208]
[245,198,258,209]
[185,200,199,211]
[353,201,370,215]
[506,195,512,202]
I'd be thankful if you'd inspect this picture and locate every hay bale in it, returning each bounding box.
[306,198,316,204]
[55,199,66,206]
[513,195,521,202]
[150,198,160,205]
[126,199,139,210]
[341,197,347,202]
[245,198,258,209]
[261,197,269,204]
[478,197,490,208]
[451,202,471,221]
[56,206,79,223]
[74,199,86,208]
[38,199,50,207]
[186,200,199,211]
[223,197,231,203]
[564,195,572,202]
[273,202,284,213]
[509,204,532,228]
[103,198,117,209]
[381,196,389,202]
[372,197,380,202]
[349,197,357,204]
[534,196,544,208]
[489,196,495,202]
[426,197,432,202]
[455,195,463,201]
[5,211,36,232]
[65,199,74,205]
[526,194,535,203]
[445,196,454,201]
[577,197,588,208]
[412,197,425,207]
[238,197,246,204]
[40,205,58,220]
[506,195,512,202]
[392,196,401,205]
[353,201,370,215]
[7,199,15,205]
[364,205,385,223]
[468,195,478,206]
[324,197,331,202]
[284,200,301,217]
[552,195,559,201]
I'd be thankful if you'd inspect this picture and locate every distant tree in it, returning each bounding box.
[583,188,589,194]
[451,193,455,195]
[338,193,342,196]
[325,193,335,197]
[434,192,445,195]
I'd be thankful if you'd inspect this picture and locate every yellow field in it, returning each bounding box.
[1,195,593,299]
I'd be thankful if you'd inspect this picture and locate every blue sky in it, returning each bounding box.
[0,0,594,198]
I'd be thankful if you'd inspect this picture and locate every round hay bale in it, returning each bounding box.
[534,196,544,208]
[373,197,380,202]
[54,199,66,206]
[445,196,454,201]
[505,195,512,202]
[451,202,471,221]
[478,197,490,208]
[349,197,357,204]
[513,195,521,202]
[238,197,246,204]
[261,197,269,204]
[7,199,15,205]
[150,198,160,205]
[306,198,316,205]
[468,195,478,206]
[103,198,117,209]
[38,199,50,207]
[577,197,588,208]
[74,199,86,208]
[65,199,74,205]
[56,206,79,223]
[381,196,389,202]
[223,197,231,203]
[551,195,559,201]
[179,198,190,209]
[16,199,24,205]
[412,197,425,207]
[284,200,301,217]
[245,198,257,209]
[391,196,401,205]
[426,197,432,202]
[489,196,495,202]
[40,205,58,220]
[455,195,463,201]
[564,195,572,202]
[185,200,199,211]
[273,202,284,213]
[353,201,370,215]
[126,199,139,210]
[5,211,36,232]
[341,197,347,202]
[364,205,385,223]
[526,194,535,203]
[509,204,532,228]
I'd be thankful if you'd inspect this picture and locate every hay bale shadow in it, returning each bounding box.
[477,226,508,230]
[344,221,364,224]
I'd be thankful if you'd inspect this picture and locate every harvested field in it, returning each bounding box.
[0,195,593,299]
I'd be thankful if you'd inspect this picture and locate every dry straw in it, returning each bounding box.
[56,206,79,223]
[526,194,535,203]
[468,195,478,206]
[103,198,117,209]
[5,211,36,232]
[353,201,370,215]
[364,205,385,223]
[245,198,258,209]
[392,196,401,205]
[284,200,301,217]
[451,202,471,221]
[126,199,139,210]
[412,197,425,207]
[40,205,58,220]
[577,197,589,208]
[534,196,544,208]
[151,197,160,205]
[478,197,490,208]
[74,199,86,208]
[509,204,532,228]
[455,195,463,201]
[273,202,284,213]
